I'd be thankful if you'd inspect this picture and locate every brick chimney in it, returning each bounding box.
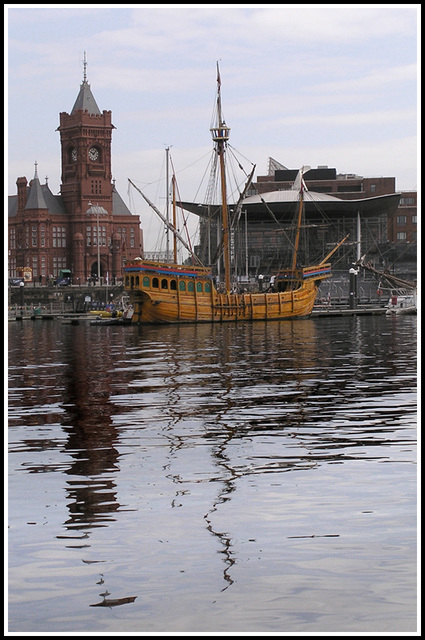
[16,177,28,214]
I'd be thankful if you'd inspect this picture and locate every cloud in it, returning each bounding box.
[251,5,417,43]
[267,108,416,129]
[306,64,417,96]
[7,4,418,248]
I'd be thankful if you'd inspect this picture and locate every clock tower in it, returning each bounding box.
[8,56,143,286]
[57,56,115,218]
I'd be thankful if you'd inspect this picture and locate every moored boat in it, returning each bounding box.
[124,65,347,325]
[355,256,417,316]
[386,293,417,315]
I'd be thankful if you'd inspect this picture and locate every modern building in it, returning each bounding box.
[255,159,417,245]
[182,159,406,279]
[8,64,143,285]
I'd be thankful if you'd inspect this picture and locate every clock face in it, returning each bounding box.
[71,148,77,162]
[89,147,99,162]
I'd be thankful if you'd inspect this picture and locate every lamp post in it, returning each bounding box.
[87,202,103,285]
[349,267,358,309]
[96,205,100,285]
[19,280,24,317]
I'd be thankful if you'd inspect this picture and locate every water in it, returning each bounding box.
[8,315,418,633]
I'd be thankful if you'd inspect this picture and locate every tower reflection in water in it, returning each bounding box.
[59,326,121,537]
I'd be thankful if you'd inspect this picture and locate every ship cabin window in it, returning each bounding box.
[196,282,203,292]
[152,277,159,288]
[135,276,139,286]
[187,281,195,292]
[130,276,135,288]
[143,276,149,287]
[125,276,130,287]
[161,278,168,289]
[179,281,186,291]
[205,281,211,293]
[170,279,177,290]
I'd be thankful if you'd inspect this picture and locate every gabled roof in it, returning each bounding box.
[25,165,48,210]
[71,80,101,115]
[40,185,67,215]
[9,180,132,219]
[9,181,67,218]
[112,187,133,216]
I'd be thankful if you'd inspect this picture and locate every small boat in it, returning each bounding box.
[89,295,134,324]
[122,305,134,324]
[355,256,417,316]
[386,293,417,315]
[124,65,347,325]
[89,309,123,318]
[90,317,124,325]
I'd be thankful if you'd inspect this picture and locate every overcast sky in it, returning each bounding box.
[6,4,419,252]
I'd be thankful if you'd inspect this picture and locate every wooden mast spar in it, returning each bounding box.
[291,166,310,273]
[210,63,231,292]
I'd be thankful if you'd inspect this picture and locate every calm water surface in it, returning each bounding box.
[8,315,418,633]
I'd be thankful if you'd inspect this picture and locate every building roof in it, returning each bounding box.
[25,165,48,210]
[9,181,67,218]
[86,203,108,216]
[244,189,343,205]
[71,80,101,116]
[40,185,67,215]
[112,187,133,216]
[179,189,402,222]
[9,181,133,219]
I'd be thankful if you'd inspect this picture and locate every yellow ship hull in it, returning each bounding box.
[131,284,318,324]
[124,261,327,324]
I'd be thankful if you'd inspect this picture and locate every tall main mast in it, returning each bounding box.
[210,63,231,292]
[291,166,310,272]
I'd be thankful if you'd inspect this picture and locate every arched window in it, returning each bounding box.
[130,276,134,289]
[187,281,194,292]
[196,282,203,292]
[205,281,211,293]
[161,278,168,289]
[152,277,159,288]
[125,276,129,287]
[143,276,150,287]
[135,276,139,286]
[179,281,186,291]
[170,279,177,290]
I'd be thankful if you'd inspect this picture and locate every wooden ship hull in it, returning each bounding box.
[124,260,331,324]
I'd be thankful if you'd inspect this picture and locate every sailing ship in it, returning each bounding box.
[124,65,346,324]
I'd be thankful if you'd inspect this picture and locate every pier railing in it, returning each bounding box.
[8,302,74,320]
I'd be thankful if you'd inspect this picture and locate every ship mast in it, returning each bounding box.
[172,175,178,263]
[210,63,231,292]
[291,166,309,272]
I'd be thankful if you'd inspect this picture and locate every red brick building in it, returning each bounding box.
[388,191,417,243]
[8,67,143,284]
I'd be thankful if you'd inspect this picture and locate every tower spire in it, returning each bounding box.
[25,160,48,210]
[70,53,101,115]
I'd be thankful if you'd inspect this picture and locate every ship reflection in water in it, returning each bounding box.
[8,315,417,633]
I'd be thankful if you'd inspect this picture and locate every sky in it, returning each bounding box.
[6,4,419,252]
